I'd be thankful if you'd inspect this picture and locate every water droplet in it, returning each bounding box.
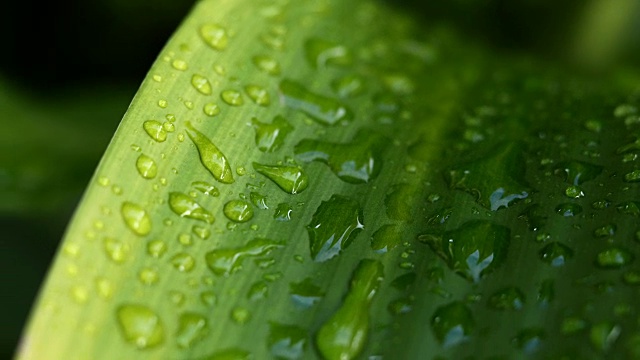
[518,204,547,231]
[253,162,308,194]
[176,312,209,349]
[331,74,365,98]
[95,277,114,299]
[594,224,616,238]
[316,259,383,360]
[191,74,213,95]
[251,116,294,152]
[223,200,254,223]
[555,203,583,216]
[168,192,215,224]
[268,322,307,359]
[116,304,164,349]
[185,122,234,184]
[565,185,584,198]
[203,102,221,117]
[431,301,474,347]
[307,195,364,262]
[304,38,351,68]
[590,322,621,352]
[221,90,244,106]
[595,247,634,268]
[555,160,603,185]
[120,202,152,236]
[289,278,324,308]
[623,270,640,285]
[418,220,510,282]
[371,224,402,253]
[250,192,269,209]
[192,181,220,197]
[205,238,284,276]
[135,154,158,180]
[252,55,281,75]
[171,253,196,272]
[617,201,640,216]
[487,286,525,310]
[388,298,413,315]
[193,225,211,240]
[624,170,640,182]
[245,85,270,106]
[170,291,185,306]
[231,307,251,324]
[138,268,159,285]
[513,328,545,354]
[143,120,167,142]
[585,119,602,132]
[199,24,229,51]
[247,281,269,301]
[279,79,352,126]
[157,99,168,108]
[273,203,293,221]
[561,317,587,334]
[147,240,167,258]
[171,59,188,71]
[539,242,574,266]
[295,130,384,184]
[592,200,612,209]
[447,142,529,210]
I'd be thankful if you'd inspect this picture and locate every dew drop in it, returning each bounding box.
[245,85,270,106]
[121,202,152,236]
[176,312,209,349]
[250,192,269,209]
[595,247,634,268]
[138,268,159,285]
[279,79,352,126]
[116,304,165,349]
[513,328,545,354]
[624,170,640,183]
[199,24,229,51]
[274,203,293,221]
[135,154,158,180]
[252,55,281,75]
[253,162,308,194]
[487,286,525,310]
[205,238,284,276]
[268,322,307,359]
[191,74,213,95]
[304,38,351,68]
[223,200,254,223]
[371,224,402,253]
[430,301,474,348]
[231,307,251,324]
[170,253,196,272]
[171,59,188,71]
[168,192,215,224]
[251,116,294,152]
[539,242,574,266]
[192,181,220,197]
[289,278,324,308]
[555,203,583,217]
[331,74,365,98]
[147,240,167,258]
[617,201,640,216]
[203,102,221,117]
[247,281,269,301]
[143,120,167,142]
[307,195,364,262]
[221,90,244,106]
[185,122,234,184]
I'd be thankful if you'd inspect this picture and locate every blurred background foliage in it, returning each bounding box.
[1,0,638,357]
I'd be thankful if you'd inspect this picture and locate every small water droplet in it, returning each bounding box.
[185,122,234,184]
[555,203,583,216]
[253,162,308,194]
[171,253,196,272]
[245,85,270,106]
[331,74,365,98]
[116,304,165,349]
[203,102,221,117]
[431,301,474,347]
[247,281,269,301]
[590,322,621,352]
[231,307,251,325]
[624,170,640,183]
[205,238,284,276]
[176,312,209,349]
[223,200,254,223]
[221,90,244,106]
[250,192,269,209]
[307,195,364,262]
[252,55,281,75]
[279,79,352,125]
[191,74,213,95]
[95,277,114,299]
[143,120,167,142]
[513,328,545,354]
[539,242,574,266]
[199,24,229,51]
[617,201,640,216]
[120,202,152,236]
[193,225,211,240]
[135,154,158,180]
[565,185,585,198]
[157,99,168,108]
[594,224,616,238]
[172,59,188,71]
[168,192,215,224]
[147,240,167,258]
[274,203,293,221]
[487,286,525,310]
[316,259,383,360]
[555,160,603,185]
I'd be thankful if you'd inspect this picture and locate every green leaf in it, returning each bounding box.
[17,0,640,359]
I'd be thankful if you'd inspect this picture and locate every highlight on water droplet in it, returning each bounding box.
[168,192,215,224]
[304,38,352,68]
[185,122,234,184]
[121,202,152,236]
[253,162,308,194]
[279,79,352,126]
[199,23,229,51]
[245,85,270,106]
[274,203,293,221]
[223,200,254,223]
[191,74,213,95]
[143,120,167,142]
[116,304,165,349]
[307,195,364,262]
[135,154,158,179]
[205,238,284,276]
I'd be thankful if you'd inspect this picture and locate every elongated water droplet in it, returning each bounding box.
[185,122,234,184]
[304,38,351,68]
[223,200,254,223]
[192,181,220,197]
[199,24,229,51]
[316,259,383,360]
[121,202,152,236]
[295,130,384,184]
[431,301,474,347]
[268,322,307,359]
[205,238,284,276]
[289,278,324,308]
[624,170,640,183]
[245,85,270,106]
[307,195,364,262]
[253,162,308,194]
[176,312,209,349]
[136,154,158,180]
[168,192,214,224]
[191,74,212,95]
[116,304,165,349]
[252,55,281,75]
[143,120,167,142]
[279,79,352,126]
[418,220,510,282]
[252,116,294,152]
[221,90,244,106]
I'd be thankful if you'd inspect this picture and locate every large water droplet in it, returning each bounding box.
[251,115,294,152]
[168,192,215,224]
[430,301,474,347]
[304,38,351,68]
[316,259,383,360]
[205,238,284,276]
[268,322,307,359]
[176,312,209,349]
[143,120,167,142]
[191,74,213,95]
[121,202,152,236]
[199,24,229,51]
[116,304,165,349]
[253,162,308,194]
[136,154,158,179]
[223,200,254,223]
[295,130,384,184]
[418,220,510,282]
[307,195,364,262]
[185,122,234,184]
[279,79,352,126]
